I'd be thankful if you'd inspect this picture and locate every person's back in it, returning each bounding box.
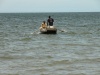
[47,16,54,26]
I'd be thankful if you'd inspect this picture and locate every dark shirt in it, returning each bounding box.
[47,18,54,26]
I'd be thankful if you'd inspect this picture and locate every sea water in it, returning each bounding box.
[0,12,100,75]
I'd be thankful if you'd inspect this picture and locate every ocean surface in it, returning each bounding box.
[0,12,100,75]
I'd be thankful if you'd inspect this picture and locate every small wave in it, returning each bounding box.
[67,31,77,34]
[0,73,19,75]
[81,32,92,34]
[46,55,53,59]
[20,37,32,41]
[0,23,3,25]
[48,60,71,66]
[67,73,86,75]
[72,58,100,64]
[0,55,17,60]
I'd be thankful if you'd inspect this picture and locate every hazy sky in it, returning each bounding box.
[0,0,100,13]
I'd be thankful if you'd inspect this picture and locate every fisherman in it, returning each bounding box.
[47,16,54,26]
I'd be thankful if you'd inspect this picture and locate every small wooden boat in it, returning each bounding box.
[40,26,57,34]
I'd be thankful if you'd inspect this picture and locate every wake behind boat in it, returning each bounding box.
[40,26,57,34]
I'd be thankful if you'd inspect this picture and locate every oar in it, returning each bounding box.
[58,29,67,32]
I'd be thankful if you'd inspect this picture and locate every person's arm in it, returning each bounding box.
[41,23,43,27]
[52,18,54,22]
[47,20,48,26]
[45,23,47,26]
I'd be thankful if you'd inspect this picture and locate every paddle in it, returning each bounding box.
[58,29,67,32]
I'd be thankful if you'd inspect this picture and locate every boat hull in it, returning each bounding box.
[40,26,57,34]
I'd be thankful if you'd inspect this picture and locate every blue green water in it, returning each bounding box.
[0,12,100,75]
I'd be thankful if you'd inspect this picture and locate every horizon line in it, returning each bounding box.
[0,11,100,13]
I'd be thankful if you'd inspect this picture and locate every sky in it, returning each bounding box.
[0,0,100,13]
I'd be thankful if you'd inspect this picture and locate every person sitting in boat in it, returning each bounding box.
[40,21,47,29]
[47,16,54,26]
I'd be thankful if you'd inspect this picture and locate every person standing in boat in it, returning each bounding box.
[47,16,54,26]
[40,21,47,29]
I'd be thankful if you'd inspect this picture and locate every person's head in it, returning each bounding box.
[49,16,51,18]
[43,21,45,23]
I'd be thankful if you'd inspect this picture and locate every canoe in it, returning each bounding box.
[40,26,57,34]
